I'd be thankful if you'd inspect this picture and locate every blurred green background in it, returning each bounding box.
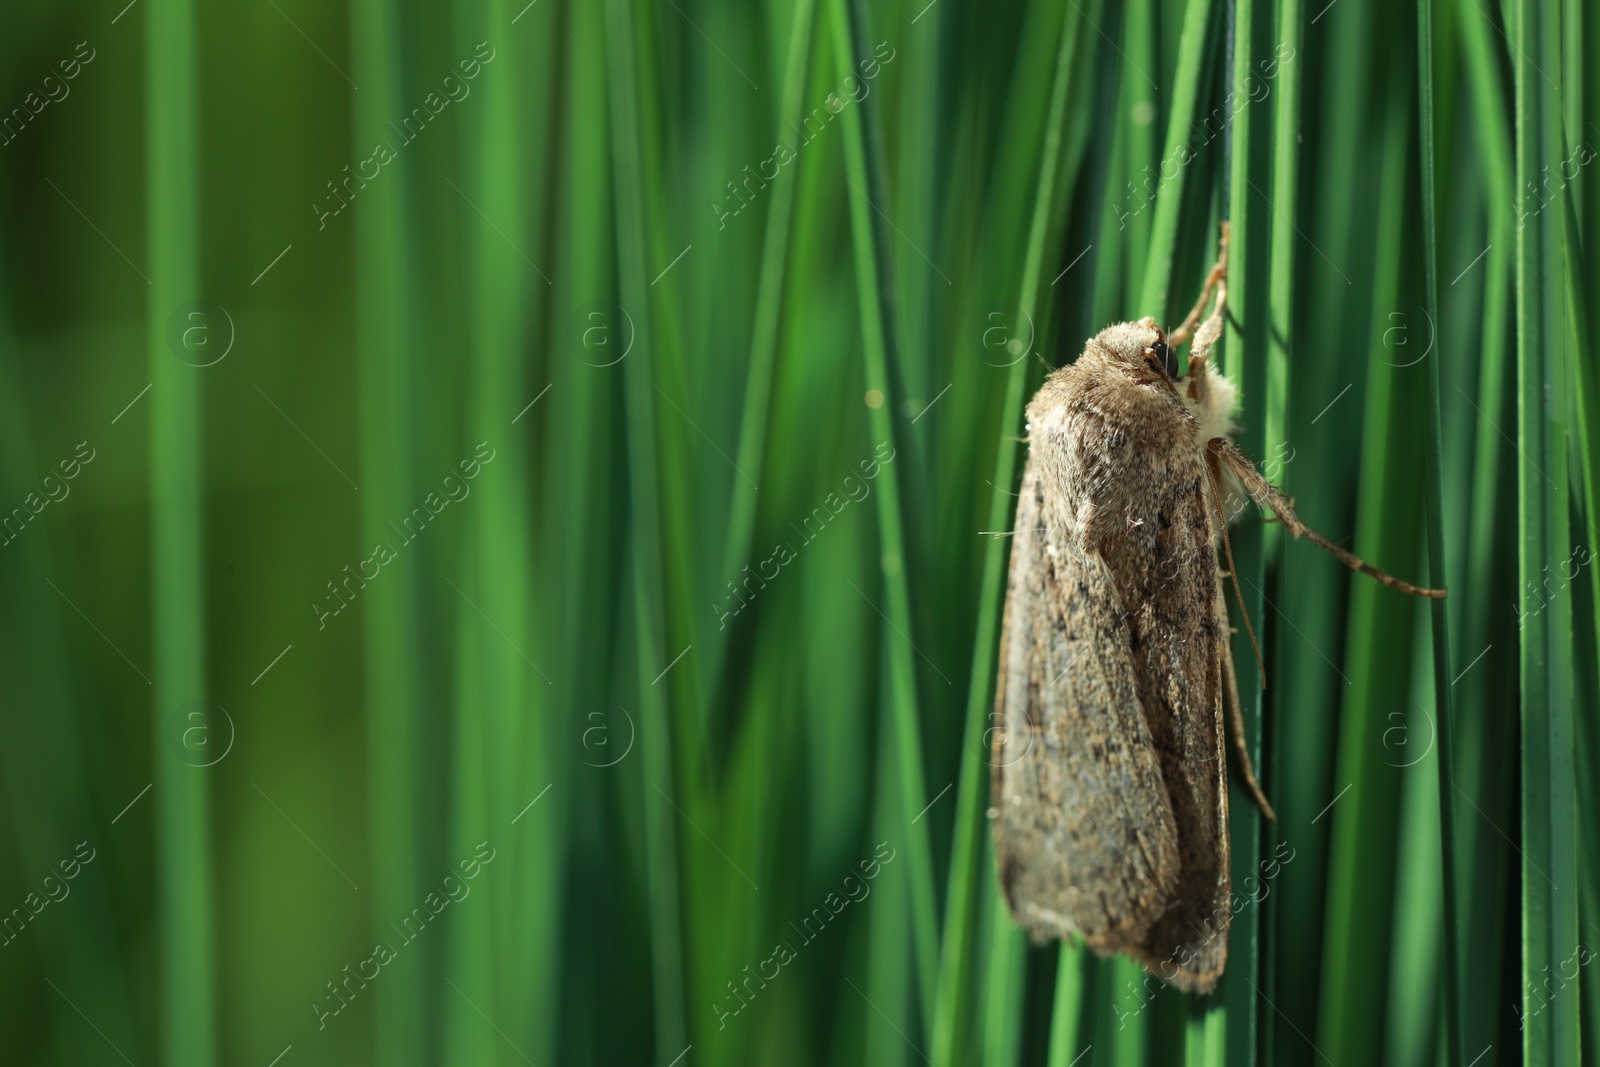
[0,0,1596,1064]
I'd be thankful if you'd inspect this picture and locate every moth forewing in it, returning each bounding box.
[991,453,1179,953]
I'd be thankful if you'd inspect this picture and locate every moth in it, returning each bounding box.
[990,224,1444,993]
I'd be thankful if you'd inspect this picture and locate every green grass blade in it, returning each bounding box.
[1450,2,1519,1058]
[1135,0,1218,320]
[1116,0,1159,303]
[603,0,689,1057]
[1414,0,1465,1061]
[549,9,631,1056]
[146,0,215,1060]
[1560,135,1600,1067]
[983,899,1027,1067]
[1046,944,1095,1066]
[1222,0,1276,1060]
[1318,81,1425,1067]
[861,723,917,1067]
[0,281,141,1063]
[828,0,940,1027]
[1271,0,1379,1049]
[890,0,939,417]
[1512,0,1580,1060]
[1264,0,1300,508]
[712,0,816,719]
[442,0,563,1061]
[1384,647,1444,1066]
[1259,0,1301,1054]
[348,0,425,1060]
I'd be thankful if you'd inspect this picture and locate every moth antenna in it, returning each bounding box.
[1166,221,1230,347]
[1211,436,1447,599]
[1202,448,1267,688]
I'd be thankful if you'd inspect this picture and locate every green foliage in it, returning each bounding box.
[0,0,1593,1063]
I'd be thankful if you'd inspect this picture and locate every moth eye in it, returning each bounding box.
[1152,341,1177,379]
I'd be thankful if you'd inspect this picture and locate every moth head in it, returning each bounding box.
[1090,316,1175,383]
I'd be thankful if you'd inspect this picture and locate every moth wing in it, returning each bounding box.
[1105,448,1232,995]
[991,452,1180,952]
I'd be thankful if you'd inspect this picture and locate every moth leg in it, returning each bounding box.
[1174,229,1230,417]
[1201,445,1265,686]
[1210,436,1447,599]
[1220,629,1277,821]
[1167,221,1230,348]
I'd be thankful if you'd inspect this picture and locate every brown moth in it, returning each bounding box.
[990,224,1444,993]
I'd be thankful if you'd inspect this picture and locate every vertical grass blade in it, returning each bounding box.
[1271,0,1378,1049]
[890,0,940,419]
[1512,0,1580,1061]
[0,275,141,1062]
[443,0,562,1061]
[1383,650,1444,1066]
[982,901,1027,1067]
[1448,4,1519,1058]
[1413,0,1464,1060]
[1135,0,1218,319]
[1046,945,1094,1066]
[551,0,635,1058]
[861,728,917,1066]
[503,11,568,1065]
[146,0,215,1060]
[1263,0,1299,512]
[714,0,816,707]
[1116,0,1159,302]
[1259,0,1301,1054]
[603,0,688,1056]
[1222,0,1275,1060]
[1318,82,1424,1067]
[828,0,940,1027]
[348,0,425,1061]
[1560,134,1600,1067]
